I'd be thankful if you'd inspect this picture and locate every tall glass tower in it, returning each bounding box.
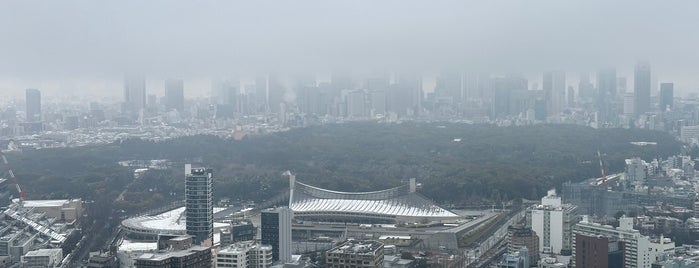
[185,164,213,245]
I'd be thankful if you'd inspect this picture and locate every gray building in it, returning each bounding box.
[25,88,41,123]
[124,74,146,113]
[660,83,674,112]
[164,79,185,113]
[260,207,292,262]
[185,165,213,245]
[634,61,651,115]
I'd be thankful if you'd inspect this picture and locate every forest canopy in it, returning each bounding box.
[5,123,682,207]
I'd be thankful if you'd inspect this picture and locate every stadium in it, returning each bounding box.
[288,175,459,223]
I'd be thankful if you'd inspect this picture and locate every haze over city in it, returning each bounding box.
[1,0,699,99]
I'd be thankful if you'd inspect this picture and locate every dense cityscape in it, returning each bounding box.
[3,1,699,268]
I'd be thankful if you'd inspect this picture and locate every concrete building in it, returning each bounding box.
[634,61,651,116]
[531,189,578,254]
[216,241,273,268]
[543,71,566,116]
[572,216,671,268]
[260,207,291,262]
[185,165,214,245]
[626,158,648,186]
[659,83,674,112]
[507,224,538,265]
[21,199,82,223]
[164,79,185,113]
[574,234,624,268]
[325,240,384,268]
[20,248,63,268]
[25,89,41,123]
[124,74,147,113]
[498,250,529,268]
[134,245,211,268]
[681,125,699,144]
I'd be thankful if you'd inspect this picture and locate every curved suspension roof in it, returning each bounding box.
[289,180,458,221]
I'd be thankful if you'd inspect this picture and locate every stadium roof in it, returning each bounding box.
[289,178,458,222]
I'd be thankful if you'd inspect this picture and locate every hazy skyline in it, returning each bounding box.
[1,0,698,98]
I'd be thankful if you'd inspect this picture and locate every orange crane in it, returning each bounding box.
[0,150,25,202]
[597,150,607,184]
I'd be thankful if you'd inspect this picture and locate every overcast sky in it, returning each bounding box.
[1,0,698,98]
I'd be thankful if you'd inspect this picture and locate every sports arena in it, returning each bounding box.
[288,176,459,223]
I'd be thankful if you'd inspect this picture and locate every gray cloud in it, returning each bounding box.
[0,0,698,95]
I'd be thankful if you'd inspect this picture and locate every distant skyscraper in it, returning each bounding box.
[185,165,213,245]
[165,79,185,112]
[543,71,566,116]
[267,75,285,114]
[596,69,617,122]
[25,88,41,122]
[435,72,463,103]
[633,61,651,115]
[124,74,146,113]
[659,83,674,112]
[395,73,423,112]
[597,69,617,97]
[261,207,292,262]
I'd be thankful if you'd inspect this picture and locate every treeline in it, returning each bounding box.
[6,123,682,207]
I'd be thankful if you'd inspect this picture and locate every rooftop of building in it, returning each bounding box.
[327,240,383,255]
[24,248,62,257]
[218,241,272,254]
[135,245,210,262]
[121,206,228,234]
[290,179,458,220]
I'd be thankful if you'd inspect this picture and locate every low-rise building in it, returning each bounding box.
[216,241,272,268]
[20,248,63,268]
[326,240,383,268]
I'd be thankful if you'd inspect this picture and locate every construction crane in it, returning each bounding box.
[0,149,25,202]
[597,150,607,184]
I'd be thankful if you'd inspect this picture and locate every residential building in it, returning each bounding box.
[531,189,578,254]
[185,165,214,245]
[325,240,384,268]
[216,241,272,268]
[572,216,671,268]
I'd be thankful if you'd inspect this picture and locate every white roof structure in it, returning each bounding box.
[289,179,458,223]
[121,207,227,237]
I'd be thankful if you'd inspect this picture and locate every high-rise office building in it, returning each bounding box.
[634,61,651,116]
[25,88,41,122]
[596,69,617,123]
[435,72,463,103]
[185,165,213,245]
[260,207,292,262]
[165,79,185,113]
[124,74,146,112]
[659,83,674,112]
[543,71,566,116]
[267,75,285,114]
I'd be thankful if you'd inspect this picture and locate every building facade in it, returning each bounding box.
[530,189,578,254]
[260,207,291,262]
[185,165,214,245]
[216,241,273,268]
[325,240,384,268]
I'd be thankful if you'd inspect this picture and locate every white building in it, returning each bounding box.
[216,241,273,268]
[626,158,648,187]
[572,216,674,268]
[681,125,699,144]
[21,248,63,268]
[530,189,578,254]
